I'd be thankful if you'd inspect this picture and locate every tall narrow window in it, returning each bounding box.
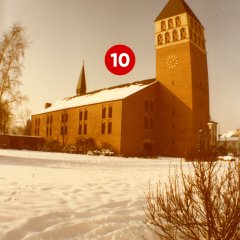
[168,19,174,29]
[50,116,53,124]
[150,100,154,112]
[35,118,37,125]
[38,118,40,126]
[79,125,82,135]
[108,106,113,118]
[61,126,64,135]
[165,32,170,43]
[65,126,68,135]
[61,114,64,123]
[102,107,106,119]
[181,28,186,39]
[161,21,166,31]
[108,122,112,134]
[101,122,105,134]
[173,30,178,41]
[145,99,149,112]
[84,110,88,120]
[158,34,163,45]
[84,124,87,135]
[175,16,181,27]
[65,113,68,122]
[79,111,83,121]
[49,127,52,136]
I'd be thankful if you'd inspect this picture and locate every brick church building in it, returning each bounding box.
[31,0,217,157]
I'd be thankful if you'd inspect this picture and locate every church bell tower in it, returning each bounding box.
[155,0,210,157]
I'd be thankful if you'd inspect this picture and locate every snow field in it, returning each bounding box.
[0,150,181,240]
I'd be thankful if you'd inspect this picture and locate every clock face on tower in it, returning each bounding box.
[166,55,179,69]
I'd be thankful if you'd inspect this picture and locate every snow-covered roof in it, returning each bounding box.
[33,79,157,115]
[220,130,240,141]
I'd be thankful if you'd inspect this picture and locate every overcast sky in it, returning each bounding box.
[1,0,240,133]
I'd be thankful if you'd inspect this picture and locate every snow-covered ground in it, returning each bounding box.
[0,149,182,240]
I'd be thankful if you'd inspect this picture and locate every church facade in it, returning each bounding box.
[31,0,216,158]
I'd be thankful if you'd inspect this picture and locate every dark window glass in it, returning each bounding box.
[108,106,113,118]
[145,99,148,112]
[79,125,82,135]
[79,111,83,121]
[61,114,64,123]
[65,126,67,135]
[102,107,106,119]
[38,118,40,126]
[108,122,112,134]
[65,113,68,122]
[101,122,105,134]
[84,110,88,120]
[84,124,87,135]
[49,127,52,136]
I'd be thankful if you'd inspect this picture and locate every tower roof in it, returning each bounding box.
[155,0,201,24]
[76,62,86,95]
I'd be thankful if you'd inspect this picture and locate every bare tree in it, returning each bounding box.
[145,160,240,240]
[0,24,28,133]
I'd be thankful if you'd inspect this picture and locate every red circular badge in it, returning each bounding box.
[105,44,135,75]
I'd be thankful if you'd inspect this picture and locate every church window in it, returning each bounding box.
[84,124,87,135]
[65,113,68,122]
[158,34,163,45]
[180,28,186,39]
[50,116,53,124]
[37,129,40,135]
[175,16,181,27]
[101,122,105,134]
[61,114,64,123]
[102,107,106,119]
[173,30,178,41]
[168,19,174,29]
[38,118,40,126]
[161,21,166,31]
[35,118,37,126]
[145,99,149,112]
[79,124,82,135]
[144,117,148,129]
[65,126,68,135]
[165,32,170,43]
[84,110,88,120]
[108,106,113,118]
[79,111,83,121]
[149,118,153,130]
[150,100,154,112]
[108,122,112,134]
[49,127,52,136]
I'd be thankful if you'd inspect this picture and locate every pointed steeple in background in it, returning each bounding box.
[155,0,200,23]
[76,61,86,95]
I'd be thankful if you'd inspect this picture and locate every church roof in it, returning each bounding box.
[76,63,86,95]
[155,0,201,24]
[34,79,157,115]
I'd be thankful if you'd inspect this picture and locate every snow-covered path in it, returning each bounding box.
[0,150,181,240]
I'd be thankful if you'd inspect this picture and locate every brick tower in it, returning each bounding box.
[155,0,210,157]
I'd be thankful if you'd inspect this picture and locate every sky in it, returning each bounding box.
[0,0,240,133]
